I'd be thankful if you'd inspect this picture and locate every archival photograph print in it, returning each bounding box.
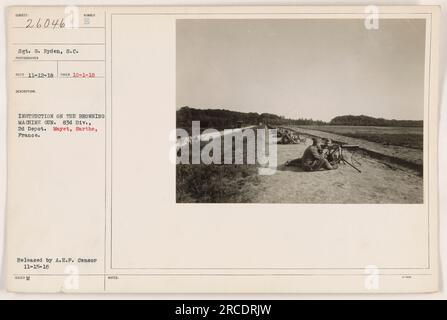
[175,18,425,204]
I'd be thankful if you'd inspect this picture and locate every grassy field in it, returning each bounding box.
[176,128,263,203]
[176,164,258,203]
[297,125,423,150]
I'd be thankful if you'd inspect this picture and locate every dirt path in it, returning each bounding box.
[249,141,423,204]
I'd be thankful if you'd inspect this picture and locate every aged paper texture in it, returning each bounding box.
[6,5,440,293]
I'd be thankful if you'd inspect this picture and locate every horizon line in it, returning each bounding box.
[176,106,424,123]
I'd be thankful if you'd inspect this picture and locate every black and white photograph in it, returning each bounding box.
[176,18,426,204]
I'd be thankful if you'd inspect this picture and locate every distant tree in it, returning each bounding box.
[176,108,421,131]
[329,115,422,127]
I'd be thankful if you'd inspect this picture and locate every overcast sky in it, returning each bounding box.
[177,19,426,122]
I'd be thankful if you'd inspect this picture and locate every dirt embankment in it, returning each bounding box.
[283,126,423,173]
[249,142,423,204]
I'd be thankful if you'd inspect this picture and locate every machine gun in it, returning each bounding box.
[325,143,362,173]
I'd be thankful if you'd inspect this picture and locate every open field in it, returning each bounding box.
[297,125,423,150]
[176,126,423,203]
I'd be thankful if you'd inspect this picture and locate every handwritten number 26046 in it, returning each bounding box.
[25,18,66,29]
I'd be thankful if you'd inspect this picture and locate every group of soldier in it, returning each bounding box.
[276,128,303,144]
[275,127,341,172]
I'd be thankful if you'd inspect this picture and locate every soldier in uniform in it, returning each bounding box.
[301,137,338,171]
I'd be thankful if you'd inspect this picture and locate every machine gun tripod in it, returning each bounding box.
[326,144,362,173]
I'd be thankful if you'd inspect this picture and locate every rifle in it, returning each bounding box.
[326,144,361,173]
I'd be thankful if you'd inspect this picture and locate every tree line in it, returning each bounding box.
[176,106,422,131]
[329,115,422,127]
[176,106,325,131]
